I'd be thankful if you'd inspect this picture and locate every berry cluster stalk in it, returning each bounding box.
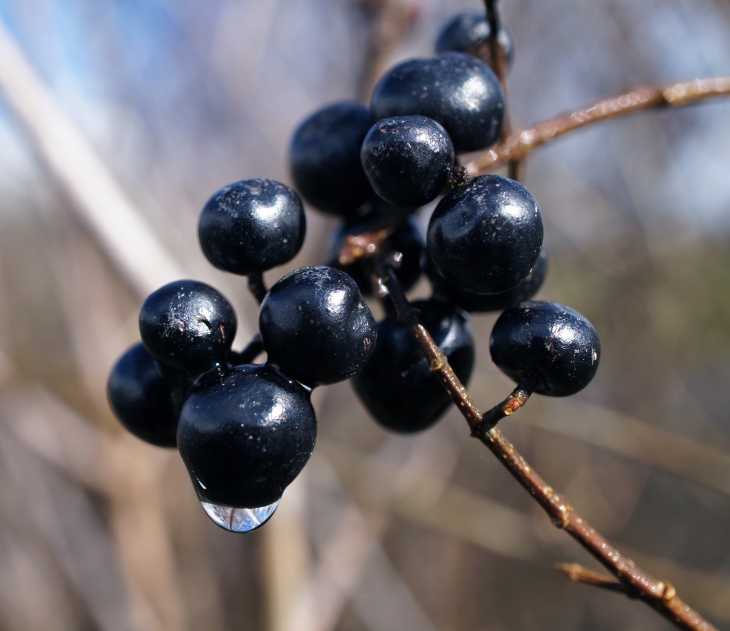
[377,263,718,631]
[247,272,269,305]
[481,0,522,181]
[465,77,730,175]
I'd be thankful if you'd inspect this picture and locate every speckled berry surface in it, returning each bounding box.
[198,178,305,275]
[371,53,504,153]
[361,115,454,208]
[139,280,237,374]
[178,364,317,508]
[259,266,377,387]
[427,175,543,295]
[490,301,601,397]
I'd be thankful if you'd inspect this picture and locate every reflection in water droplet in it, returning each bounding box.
[199,498,280,532]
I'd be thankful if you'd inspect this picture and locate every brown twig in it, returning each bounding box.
[247,272,268,305]
[355,0,419,100]
[555,563,631,595]
[334,229,392,266]
[377,264,717,631]
[465,77,730,176]
[476,376,536,433]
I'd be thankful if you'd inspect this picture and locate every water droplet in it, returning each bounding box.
[199,498,280,532]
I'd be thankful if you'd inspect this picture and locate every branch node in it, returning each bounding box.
[661,582,677,602]
[430,357,445,372]
[548,493,573,529]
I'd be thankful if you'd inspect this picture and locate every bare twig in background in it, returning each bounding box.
[0,20,184,297]
[465,77,730,176]
[321,438,730,625]
[355,0,420,100]
[286,503,382,631]
[377,264,718,631]
[512,398,730,499]
[290,436,456,631]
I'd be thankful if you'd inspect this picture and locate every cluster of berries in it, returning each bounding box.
[107,11,601,532]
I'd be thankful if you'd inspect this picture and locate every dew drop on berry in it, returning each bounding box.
[199,497,280,532]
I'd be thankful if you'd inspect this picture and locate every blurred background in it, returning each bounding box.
[0,0,729,630]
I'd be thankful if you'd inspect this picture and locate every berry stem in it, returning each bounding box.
[247,272,268,305]
[465,77,730,176]
[555,563,631,594]
[377,263,718,631]
[475,376,537,433]
[483,0,507,88]
[333,228,393,266]
[228,333,264,365]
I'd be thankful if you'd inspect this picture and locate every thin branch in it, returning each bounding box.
[555,563,631,595]
[333,228,392,266]
[465,77,730,176]
[377,265,718,631]
[476,377,536,433]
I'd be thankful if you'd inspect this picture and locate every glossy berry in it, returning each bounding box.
[353,299,475,433]
[259,266,377,387]
[361,115,454,208]
[178,364,317,508]
[371,53,505,153]
[332,216,424,296]
[139,280,237,374]
[198,179,305,275]
[428,175,543,295]
[435,11,514,68]
[290,102,376,217]
[490,301,601,397]
[428,246,548,313]
[107,343,189,448]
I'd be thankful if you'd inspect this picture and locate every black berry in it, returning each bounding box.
[139,280,237,374]
[435,11,514,68]
[178,364,317,508]
[427,175,543,295]
[107,343,189,448]
[353,299,475,432]
[428,246,548,313]
[361,115,454,208]
[259,266,377,387]
[370,53,504,153]
[490,301,601,397]
[290,102,376,217]
[198,179,305,275]
[332,216,424,296]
